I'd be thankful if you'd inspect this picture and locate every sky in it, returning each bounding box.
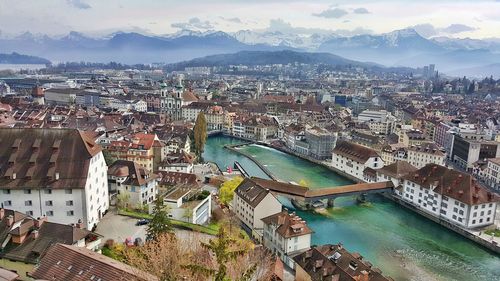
[1,0,500,38]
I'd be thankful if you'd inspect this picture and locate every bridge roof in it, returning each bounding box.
[250,177,394,199]
[305,181,394,198]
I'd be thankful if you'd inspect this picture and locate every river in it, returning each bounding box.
[203,135,500,281]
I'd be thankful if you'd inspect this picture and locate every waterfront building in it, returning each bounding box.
[0,209,102,280]
[181,102,210,122]
[400,164,499,229]
[262,211,313,268]
[233,178,282,241]
[0,128,109,230]
[376,161,418,197]
[304,126,337,160]
[332,140,383,182]
[205,105,225,131]
[107,160,158,207]
[293,244,393,281]
[407,142,446,168]
[30,243,158,281]
[484,158,500,191]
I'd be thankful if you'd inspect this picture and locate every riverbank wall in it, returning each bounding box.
[223,144,278,181]
[385,194,500,254]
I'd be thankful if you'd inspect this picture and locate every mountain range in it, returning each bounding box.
[1,28,500,77]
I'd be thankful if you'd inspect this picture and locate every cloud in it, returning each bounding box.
[262,18,372,37]
[221,17,242,24]
[313,8,348,19]
[411,23,477,37]
[441,24,477,34]
[171,17,214,30]
[66,0,91,9]
[353,8,370,14]
[334,27,374,37]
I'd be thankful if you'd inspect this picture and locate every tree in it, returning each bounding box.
[298,179,309,187]
[183,225,256,281]
[146,195,173,241]
[219,176,244,205]
[194,112,208,158]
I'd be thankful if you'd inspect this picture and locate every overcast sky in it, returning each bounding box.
[1,0,500,38]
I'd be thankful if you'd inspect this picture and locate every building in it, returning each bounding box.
[262,211,313,268]
[293,244,393,281]
[233,178,282,241]
[400,164,499,229]
[484,158,500,191]
[376,161,418,197]
[30,243,158,281]
[0,128,109,230]
[105,133,159,171]
[163,187,211,225]
[0,209,102,280]
[407,143,446,169]
[107,160,158,207]
[450,135,500,170]
[304,126,337,160]
[357,110,396,135]
[332,141,383,182]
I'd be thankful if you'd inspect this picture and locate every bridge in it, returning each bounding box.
[233,161,250,178]
[249,177,394,208]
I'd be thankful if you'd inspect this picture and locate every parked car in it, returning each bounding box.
[135,219,149,226]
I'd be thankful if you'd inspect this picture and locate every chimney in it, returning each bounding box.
[34,216,47,228]
[6,215,14,227]
[76,218,84,229]
[0,208,5,220]
[31,230,39,239]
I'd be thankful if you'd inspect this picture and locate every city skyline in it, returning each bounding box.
[1,0,500,39]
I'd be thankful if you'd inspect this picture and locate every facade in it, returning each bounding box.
[233,178,282,241]
[105,133,159,171]
[407,142,446,168]
[0,128,109,230]
[163,188,211,225]
[484,158,500,191]
[450,135,500,170]
[304,126,337,160]
[358,109,396,135]
[107,160,158,207]
[332,140,383,181]
[400,164,499,229]
[262,211,313,268]
[0,210,101,280]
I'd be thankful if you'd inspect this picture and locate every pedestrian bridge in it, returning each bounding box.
[250,177,394,208]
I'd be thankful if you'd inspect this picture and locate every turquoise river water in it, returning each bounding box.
[203,136,500,281]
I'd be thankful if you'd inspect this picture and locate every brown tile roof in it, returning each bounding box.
[108,160,157,186]
[261,211,313,238]
[0,128,101,190]
[30,243,158,281]
[377,161,417,179]
[293,244,393,281]
[333,140,380,163]
[156,171,200,187]
[235,178,276,208]
[402,164,500,205]
[407,142,444,156]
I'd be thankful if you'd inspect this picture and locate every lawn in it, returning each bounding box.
[485,228,500,238]
[118,209,219,235]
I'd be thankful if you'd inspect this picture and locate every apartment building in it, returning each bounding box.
[400,164,499,229]
[484,158,500,191]
[262,211,313,268]
[107,160,158,207]
[407,142,446,168]
[332,140,383,182]
[232,178,282,241]
[0,128,109,230]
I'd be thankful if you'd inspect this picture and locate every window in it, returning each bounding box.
[25,200,32,206]
[3,190,10,194]
[66,200,73,206]
[45,201,53,206]
[65,189,72,194]
[44,189,52,194]
[24,189,31,194]
[46,211,54,216]
[472,220,476,224]
[4,200,12,206]
[26,211,33,216]
[67,211,74,216]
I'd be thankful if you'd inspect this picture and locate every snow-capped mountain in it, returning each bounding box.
[232,30,334,50]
